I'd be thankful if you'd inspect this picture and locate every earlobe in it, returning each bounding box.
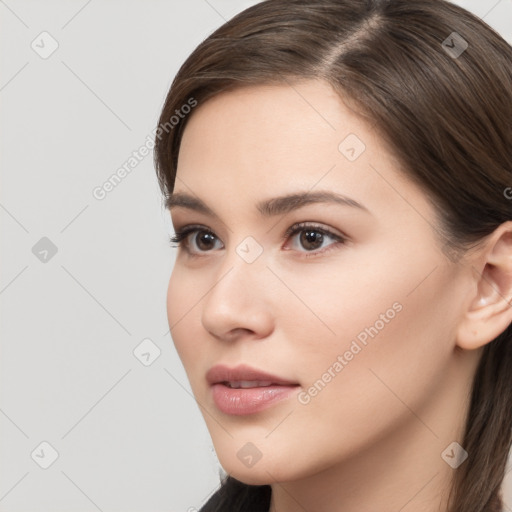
[456,222,512,351]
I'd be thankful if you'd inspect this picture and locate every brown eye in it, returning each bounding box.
[169,222,347,259]
[283,222,346,257]
[169,226,223,255]
[193,231,218,251]
[299,229,325,251]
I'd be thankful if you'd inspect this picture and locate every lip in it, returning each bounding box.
[206,364,300,416]
[206,363,298,386]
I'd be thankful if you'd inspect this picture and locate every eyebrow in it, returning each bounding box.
[166,190,370,219]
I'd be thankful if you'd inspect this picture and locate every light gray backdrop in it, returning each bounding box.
[1,1,511,511]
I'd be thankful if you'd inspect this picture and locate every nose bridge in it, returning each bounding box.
[200,235,272,338]
[209,235,267,302]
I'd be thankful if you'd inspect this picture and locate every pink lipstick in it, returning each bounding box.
[206,364,300,415]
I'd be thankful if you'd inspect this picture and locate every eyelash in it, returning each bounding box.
[169,222,348,259]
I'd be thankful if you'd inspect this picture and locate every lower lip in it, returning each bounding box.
[211,383,299,415]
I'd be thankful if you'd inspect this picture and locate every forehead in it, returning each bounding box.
[178,81,372,181]
[179,81,363,163]
[173,80,432,225]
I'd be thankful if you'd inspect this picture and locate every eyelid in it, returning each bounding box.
[169,221,349,258]
[281,221,347,243]
[169,224,222,249]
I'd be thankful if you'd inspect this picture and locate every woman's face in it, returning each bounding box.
[166,80,475,485]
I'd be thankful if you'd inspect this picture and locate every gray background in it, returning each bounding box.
[1,1,511,511]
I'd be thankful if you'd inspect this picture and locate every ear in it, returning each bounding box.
[456,221,512,350]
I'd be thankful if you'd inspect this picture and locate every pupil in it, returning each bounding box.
[197,232,215,250]
[301,230,322,250]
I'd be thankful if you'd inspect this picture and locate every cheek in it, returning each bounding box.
[273,254,456,431]
[166,268,204,368]
[274,242,453,360]
[272,254,405,358]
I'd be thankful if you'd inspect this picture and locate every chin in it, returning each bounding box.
[220,455,296,486]
[226,467,275,486]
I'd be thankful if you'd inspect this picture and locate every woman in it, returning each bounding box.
[154,1,512,511]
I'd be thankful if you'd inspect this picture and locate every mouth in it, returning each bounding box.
[206,364,300,415]
[206,363,299,387]
[221,380,277,388]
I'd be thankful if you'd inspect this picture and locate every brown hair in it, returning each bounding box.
[154,1,512,511]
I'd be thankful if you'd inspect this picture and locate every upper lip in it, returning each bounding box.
[206,364,299,386]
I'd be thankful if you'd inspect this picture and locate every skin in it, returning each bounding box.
[166,80,512,512]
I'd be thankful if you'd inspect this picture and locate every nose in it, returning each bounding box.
[200,248,275,342]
